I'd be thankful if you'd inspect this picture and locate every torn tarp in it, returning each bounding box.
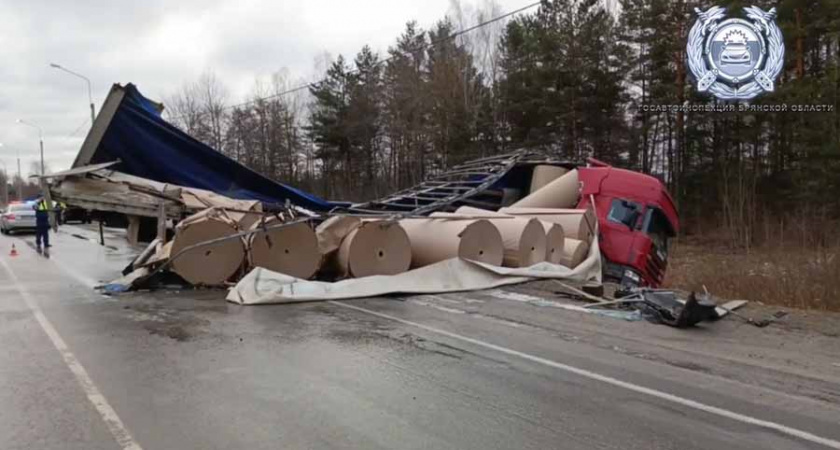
[74,83,334,211]
[226,235,602,304]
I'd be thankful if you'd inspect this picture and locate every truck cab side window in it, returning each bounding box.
[607,199,642,230]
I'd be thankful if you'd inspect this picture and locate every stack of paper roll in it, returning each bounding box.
[529,165,569,194]
[499,207,596,243]
[511,169,580,209]
[499,207,595,269]
[248,219,320,279]
[170,208,246,285]
[335,220,412,278]
[450,206,563,266]
[399,218,504,268]
[432,208,546,267]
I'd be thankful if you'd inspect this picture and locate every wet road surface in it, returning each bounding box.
[1,226,839,449]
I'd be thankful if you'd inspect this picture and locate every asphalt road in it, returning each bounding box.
[1,226,839,450]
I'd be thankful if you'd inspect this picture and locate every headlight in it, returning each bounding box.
[623,269,641,283]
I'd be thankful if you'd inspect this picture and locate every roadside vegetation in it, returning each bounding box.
[665,217,840,312]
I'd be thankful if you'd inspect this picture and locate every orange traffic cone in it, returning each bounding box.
[10,244,18,257]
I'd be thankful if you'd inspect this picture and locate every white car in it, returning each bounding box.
[1,203,37,234]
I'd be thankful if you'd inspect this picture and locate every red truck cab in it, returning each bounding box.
[576,159,679,287]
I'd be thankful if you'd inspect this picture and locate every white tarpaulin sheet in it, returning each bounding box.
[226,235,602,305]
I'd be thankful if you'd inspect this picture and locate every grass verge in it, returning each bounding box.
[664,239,840,312]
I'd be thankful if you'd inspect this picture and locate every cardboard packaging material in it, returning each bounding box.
[559,238,589,269]
[529,165,569,194]
[336,220,412,278]
[170,209,245,285]
[399,218,504,268]
[249,220,320,279]
[511,169,580,209]
[499,207,596,244]
[437,207,547,267]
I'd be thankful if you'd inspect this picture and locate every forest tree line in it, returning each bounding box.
[165,0,840,247]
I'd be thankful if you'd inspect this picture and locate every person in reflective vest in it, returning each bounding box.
[33,196,51,253]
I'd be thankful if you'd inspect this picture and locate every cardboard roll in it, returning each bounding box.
[249,220,320,279]
[529,165,569,194]
[511,169,580,209]
[316,215,363,256]
[542,222,566,264]
[170,210,245,285]
[559,238,589,269]
[438,206,564,265]
[399,218,503,268]
[336,220,411,278]
[499,207,596,244]
[438,207,547,267]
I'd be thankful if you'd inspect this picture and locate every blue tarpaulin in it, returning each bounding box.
[86,84,333,211]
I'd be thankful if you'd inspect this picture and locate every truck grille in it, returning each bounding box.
[646,252,666,285]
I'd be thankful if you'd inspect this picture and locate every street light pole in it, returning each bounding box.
[50,63,96,124]
[17,119,45,176]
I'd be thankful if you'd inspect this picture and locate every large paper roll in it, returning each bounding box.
[542,222,566,264]
[529,165,569,194]
[399,218,503,267]
[336,220,411,278]
[499,207,596,244]
[511,169,579,209]
[170,209,245,285]
[316,215,362,256]
[249,220,320,279]
[559,238,589,269]
[441,207,547,267]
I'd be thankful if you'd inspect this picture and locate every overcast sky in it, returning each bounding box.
[0,0,530,178]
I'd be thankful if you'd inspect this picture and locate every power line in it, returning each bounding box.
[65,116,91,140]
[168,1,540,122]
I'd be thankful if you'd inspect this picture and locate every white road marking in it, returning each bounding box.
[409,299,467,315]
[330,300,840,450]
[0,258,143,450]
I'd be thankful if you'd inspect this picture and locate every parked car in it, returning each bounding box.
[1,203,37,234]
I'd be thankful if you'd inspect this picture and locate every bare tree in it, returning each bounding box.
[195,71,230,153]
[164,71,230,154]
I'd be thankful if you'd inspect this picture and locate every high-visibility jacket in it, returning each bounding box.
[34,199,51,228]
[35,199,52,211]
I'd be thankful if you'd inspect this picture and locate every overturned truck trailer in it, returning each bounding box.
[66,83,334,211]
[51,83,678,289]
[48,83,335,243]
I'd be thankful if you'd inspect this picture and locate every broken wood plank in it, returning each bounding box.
[715,300,748,318]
